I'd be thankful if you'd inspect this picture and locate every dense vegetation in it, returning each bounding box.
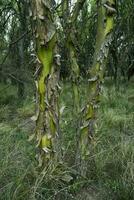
[0,81,133,199]
[0,0,133,200]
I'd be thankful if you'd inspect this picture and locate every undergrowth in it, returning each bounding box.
[0,80,133,200]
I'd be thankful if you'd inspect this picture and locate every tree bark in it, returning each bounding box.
[61,0,86,133]
[31,0,60,166]
[78,0,117,176]
[67,0,86,114]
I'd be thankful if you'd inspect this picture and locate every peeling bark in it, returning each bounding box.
[31,0,60,166]
[67,0,86,114]
[62,0,86,119]
[78,0,117,176]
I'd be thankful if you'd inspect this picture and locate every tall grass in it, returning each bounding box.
[0,81,133,199]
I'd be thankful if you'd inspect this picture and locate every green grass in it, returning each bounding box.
[0,80,133,200]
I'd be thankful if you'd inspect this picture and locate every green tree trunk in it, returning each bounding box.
[31,0,60,166]
[62,0,86,130]
[68,0,86,114]
[78,0,117,176]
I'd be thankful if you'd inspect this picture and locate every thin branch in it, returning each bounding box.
[55,2,62,10]
[0,30,31,66]
[10,29,31,45]
[70,0,86,23]
[1,71,32,84]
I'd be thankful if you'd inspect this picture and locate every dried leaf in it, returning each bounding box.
[60,105,66,115]
[31,115,38,121]
[88,76,98,82]
[61,174,73,183]
[28,133,35,141]
[42,147,51,153]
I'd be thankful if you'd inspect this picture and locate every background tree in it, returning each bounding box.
[0,0,32,100]
[108,0,134,83]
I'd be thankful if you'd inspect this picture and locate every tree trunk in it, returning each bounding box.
[17,0,28,99]
[18,38,25,99]
[67,0,86,114]
[78,0,117,176]
[31,0,60,166]
[61,0,86,136]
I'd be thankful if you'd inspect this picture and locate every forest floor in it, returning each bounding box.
[0,80,134,200]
